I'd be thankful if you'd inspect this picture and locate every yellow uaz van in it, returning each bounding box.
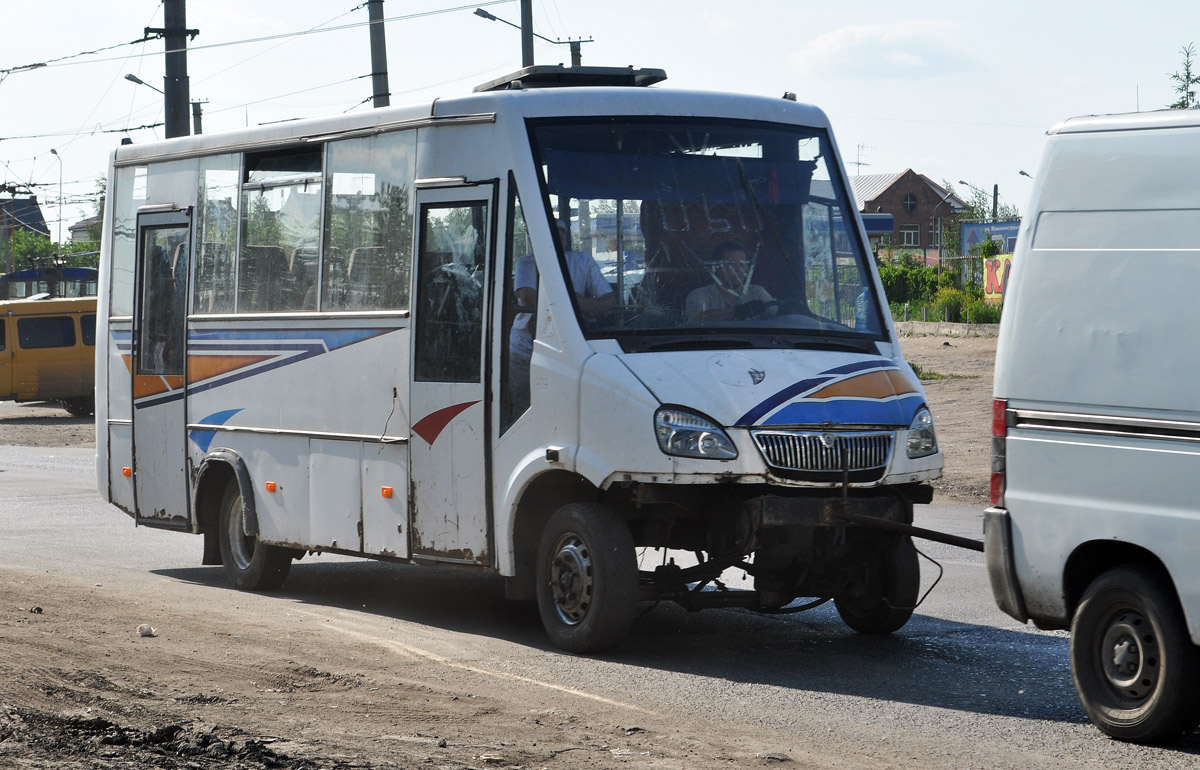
[0,296,97,416]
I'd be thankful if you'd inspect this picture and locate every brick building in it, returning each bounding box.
[850,170,965,262]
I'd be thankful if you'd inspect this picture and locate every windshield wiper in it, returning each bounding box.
[624,337,761,353]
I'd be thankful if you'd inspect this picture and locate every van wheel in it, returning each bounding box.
[217,480,291,591]
[835,536,920,634]
[60,397,94,417]
[1070,566,1200,742]
[535,503,638,653]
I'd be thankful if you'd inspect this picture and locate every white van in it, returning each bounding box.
[987,109,1200,742]
[97,66,946,653]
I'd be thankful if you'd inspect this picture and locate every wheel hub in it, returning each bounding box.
[548,534,593,626]
[1100,611,1158,701]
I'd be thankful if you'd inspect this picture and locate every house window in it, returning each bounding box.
[901,225,920,247]
[903,193,917,214]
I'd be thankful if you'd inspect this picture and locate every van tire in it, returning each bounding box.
[835,536,920,634]
[217,480,291,591]
[1070,566,1200,742]
[60,397,94,417]
[535,503,638,653]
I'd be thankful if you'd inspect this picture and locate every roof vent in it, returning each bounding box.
[474,64,667,92]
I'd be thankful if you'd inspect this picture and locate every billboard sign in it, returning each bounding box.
[961,220,1021,255]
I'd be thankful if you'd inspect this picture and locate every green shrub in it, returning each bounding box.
[966,299,1002,324]
[932,288,966,322]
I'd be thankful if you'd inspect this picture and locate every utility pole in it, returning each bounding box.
[992,184,999,222]
[146,0,198,138]
[191,101,204,134]
[367,0,391,108]
[520,0,534,67]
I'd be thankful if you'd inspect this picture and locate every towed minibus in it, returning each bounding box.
[98,66,944,651]
[988,109,1200,741]
[0,295,97,416]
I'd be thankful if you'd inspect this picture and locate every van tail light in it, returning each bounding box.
[990,398,1008,506]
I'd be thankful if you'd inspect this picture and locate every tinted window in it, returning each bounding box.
[81,315,96,346]
[18,316,76,349]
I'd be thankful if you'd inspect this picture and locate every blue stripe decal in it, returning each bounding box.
[762,394,924,427]
[734,375,835,426]
[134,389,186,409]
[188,328,388,350]
[733,358,898,427]
[188,408,243,452]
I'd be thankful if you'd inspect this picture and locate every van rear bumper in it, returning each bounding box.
[983,507,1029,623]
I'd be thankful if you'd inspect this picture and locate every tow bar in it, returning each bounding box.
[830,449,985,553]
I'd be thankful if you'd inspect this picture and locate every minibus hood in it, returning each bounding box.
[619,348,925,428]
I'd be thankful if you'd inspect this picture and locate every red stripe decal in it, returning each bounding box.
[412,401,480,445]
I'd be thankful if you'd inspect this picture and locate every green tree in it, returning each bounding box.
[1169,43,1200,109]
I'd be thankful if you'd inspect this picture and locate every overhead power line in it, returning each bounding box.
[7,1,515,73]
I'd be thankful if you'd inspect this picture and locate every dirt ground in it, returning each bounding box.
[0,334,995,768]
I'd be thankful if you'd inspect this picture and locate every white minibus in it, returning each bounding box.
[98,65,943,652]
[988,109,1200,741]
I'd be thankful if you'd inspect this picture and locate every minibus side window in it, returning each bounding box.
[18,316,75,349]
[111,166,148,316]
[0,319,5,351]
[239,149,322,312]
[324,132,417,311]
[193,154,240,314]
[501,185,534,431]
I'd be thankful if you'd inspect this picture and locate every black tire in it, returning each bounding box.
[535,503,638,653]
[60,397,94,417]
[217,480,292,591]
[1069,565,1200,743]
[835,536,920,634]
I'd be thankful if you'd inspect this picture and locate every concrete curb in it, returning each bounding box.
[894,321,999,338]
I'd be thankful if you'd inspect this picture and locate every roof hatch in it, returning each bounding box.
[474,64,668,92]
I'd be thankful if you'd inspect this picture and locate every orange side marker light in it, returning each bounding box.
[381,486,393,499]
[122,467,132,477]
[265,481,277,493]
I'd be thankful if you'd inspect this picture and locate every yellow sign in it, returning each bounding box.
[984,255,1013,304]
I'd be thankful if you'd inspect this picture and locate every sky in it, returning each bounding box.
[3,0,1199,241]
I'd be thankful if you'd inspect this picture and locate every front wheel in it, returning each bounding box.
[59,396,94,417]
[835,536,920,634]
[217,480,292,591]
[1070,566,1200,742]
[535,503,638,653]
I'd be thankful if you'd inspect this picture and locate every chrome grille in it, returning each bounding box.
[752,430,893,477]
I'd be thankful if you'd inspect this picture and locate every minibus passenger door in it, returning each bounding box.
[132,208,192,529]
[409,185,493,565]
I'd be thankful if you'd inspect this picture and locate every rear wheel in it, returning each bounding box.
[535,503,638,653]
[1070,566,1200,742]
[835,536,920,634]
[217,480,292,591]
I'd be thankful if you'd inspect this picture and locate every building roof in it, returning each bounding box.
[847,172,905,210]
[848,170,967,213]
[0,196,49,237]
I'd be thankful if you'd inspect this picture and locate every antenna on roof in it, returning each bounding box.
[851,143,875,175]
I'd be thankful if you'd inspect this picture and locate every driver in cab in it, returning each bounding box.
[686,242,776,322]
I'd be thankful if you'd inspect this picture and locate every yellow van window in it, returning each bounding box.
[81,315,96,346]
[17,316,76,349]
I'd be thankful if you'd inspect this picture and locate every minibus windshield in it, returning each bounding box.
[530,118,886,352]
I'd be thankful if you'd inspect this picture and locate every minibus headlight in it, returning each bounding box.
[654,408,738,460]
[906,407,939,458]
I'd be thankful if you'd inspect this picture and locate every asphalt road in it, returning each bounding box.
[3,444,1199,768]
